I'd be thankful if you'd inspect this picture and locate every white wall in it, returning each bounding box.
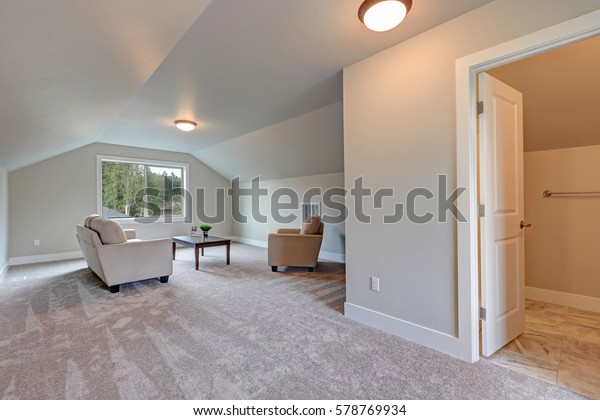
[0,166,8,279]
[8,143,231,262]
[232,172,345,261]
[525,146,600,299]
[343,0,600,354]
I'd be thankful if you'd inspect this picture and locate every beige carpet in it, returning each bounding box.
[0,243,585,399]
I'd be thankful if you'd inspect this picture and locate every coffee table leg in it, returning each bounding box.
[172,242,176,260]
[195,246,199,270]
[201,248,204,256]
[227,242,230,265]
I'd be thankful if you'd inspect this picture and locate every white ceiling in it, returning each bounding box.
[0,0,493,176]
[487,34,600,152]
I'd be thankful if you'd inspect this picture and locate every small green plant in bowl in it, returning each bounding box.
[199,224,212,237]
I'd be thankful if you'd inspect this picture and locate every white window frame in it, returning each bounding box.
[96,155,190,222]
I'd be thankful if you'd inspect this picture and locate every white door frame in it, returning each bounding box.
[455,9,600,363]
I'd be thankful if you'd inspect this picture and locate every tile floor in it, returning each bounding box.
[485,300,600,399]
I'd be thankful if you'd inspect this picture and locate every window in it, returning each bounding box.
[301,203,321,223]
[97,156,189,219]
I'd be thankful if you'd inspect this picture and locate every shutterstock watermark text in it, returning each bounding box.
[133,175,466,225]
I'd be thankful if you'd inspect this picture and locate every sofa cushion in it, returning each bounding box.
[84,214,100,228]
[90,217,127,245]
[301,216,321,235]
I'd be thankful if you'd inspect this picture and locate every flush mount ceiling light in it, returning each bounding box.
[174,120,197,132]
[358,0,412,32]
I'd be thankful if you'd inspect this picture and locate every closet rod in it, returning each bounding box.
[543,190,600,197]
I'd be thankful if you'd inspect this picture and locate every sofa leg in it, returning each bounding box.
[159,276,169,284]
[271,266,278,272]
[308,267,314,272]
[109,285,120,293]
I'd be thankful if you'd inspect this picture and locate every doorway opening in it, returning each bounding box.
[455,9,600,365]
[474,35,600,399]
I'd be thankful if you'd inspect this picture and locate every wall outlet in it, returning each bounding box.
[33,239,40,247]
[370,276,380,292]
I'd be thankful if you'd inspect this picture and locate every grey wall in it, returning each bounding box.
[0,166,8,276]
[343,0,600,338]
[9,143,231,259]
[233,172,345,259]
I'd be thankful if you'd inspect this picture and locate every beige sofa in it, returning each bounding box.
[76,215,173,293]
[268,216,324,272]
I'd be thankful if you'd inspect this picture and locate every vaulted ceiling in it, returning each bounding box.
[0,0,493,177]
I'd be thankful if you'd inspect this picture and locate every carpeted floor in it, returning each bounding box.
[0,243,586,399]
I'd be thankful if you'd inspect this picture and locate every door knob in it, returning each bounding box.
[520,221,532,229]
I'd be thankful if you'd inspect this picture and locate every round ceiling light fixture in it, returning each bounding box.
[174,120,197,132]
[358,0,412,32]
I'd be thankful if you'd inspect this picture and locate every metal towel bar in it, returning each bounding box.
[543,190,600,197]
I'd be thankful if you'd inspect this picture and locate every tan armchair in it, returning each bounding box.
[268,216,324,272]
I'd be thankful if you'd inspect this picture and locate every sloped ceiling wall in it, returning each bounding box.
[488,34,600,152]
[0,0,494,179]
[194,102,344,182]
[0,0,211,171]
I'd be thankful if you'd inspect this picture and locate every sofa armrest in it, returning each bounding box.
[96,238,172,286]
[276,228,301,234]
[123,229,136,240]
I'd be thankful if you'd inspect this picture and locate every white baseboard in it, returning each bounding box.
[228,236,268,248]
[344,302,460,358]
[318,251,346,263]
[229,236,346,263]
[0,262,7,282]
[526,286,600,313]
[9,251,84,266]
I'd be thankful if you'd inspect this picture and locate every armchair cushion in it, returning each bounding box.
[84,214,100,228]
[301,216,321,234]
[90,217,127,245]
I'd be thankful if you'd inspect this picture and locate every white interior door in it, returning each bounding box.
[479,72,526,357]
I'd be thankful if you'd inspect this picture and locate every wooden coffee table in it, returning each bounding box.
[172,235,231,270]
